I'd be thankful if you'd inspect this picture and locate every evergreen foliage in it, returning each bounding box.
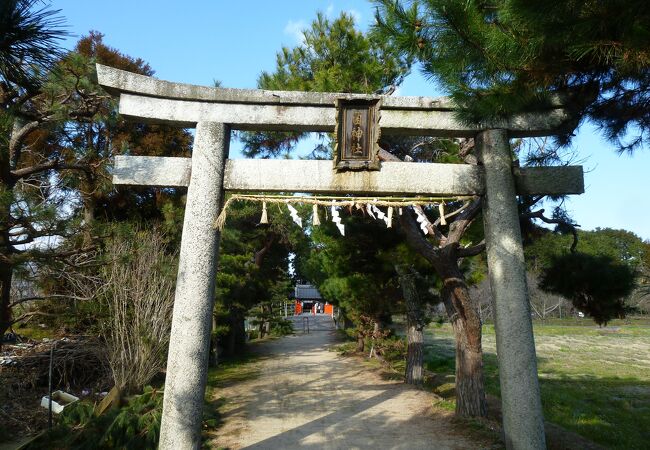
[527,227,650,317]
[540,252,636,325]
[0,30,192,338]
[26,387,164,449]
[374,0,650,151]
[215,200,302,355]
[0,0,67,88]
[241,11,410,158]
[300,211,441,345]
[527,227,649,272]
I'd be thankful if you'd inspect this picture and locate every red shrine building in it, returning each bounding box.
[294,284,333,316]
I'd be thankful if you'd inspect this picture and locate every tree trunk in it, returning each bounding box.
[397,265,425,386]
[343,315,353,330]
[441,270,487,418]
[209,315,219,367]
[0,261,13,347]
[81,191,96,246]
[0,126,15,347]
[405,324,424,385]
[0,183,15,346]
[223,313,246,357]
[389,151,487,418]
[356,331,365,352]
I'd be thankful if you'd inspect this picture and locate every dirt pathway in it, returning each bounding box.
[210,315,482,449]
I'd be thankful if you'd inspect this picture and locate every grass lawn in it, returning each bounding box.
[424,319,650,449]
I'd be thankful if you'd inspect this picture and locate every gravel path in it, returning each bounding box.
[210,315,481,449]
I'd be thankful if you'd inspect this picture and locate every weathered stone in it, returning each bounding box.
[158,122,229,450]
[117,92,571,137]
[97,63,463,109]
[513,165,584,196]
[113,154,191,187]
[97,64,573,137]
[113,156,584,197]
[477,129,546,450]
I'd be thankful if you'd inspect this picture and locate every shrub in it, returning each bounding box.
[540,253,636,326]
[270,318,294,337]
[25,386,162,449]
[100,229,177,394]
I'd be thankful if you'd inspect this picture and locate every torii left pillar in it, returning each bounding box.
[159,122,229,449]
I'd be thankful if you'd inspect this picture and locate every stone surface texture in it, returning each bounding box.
[113,156,583,196]
[158,122,229,450]
[477,129,546,450]
[117,92,569,137]
[97,64,573,137]
[113,155,191,187]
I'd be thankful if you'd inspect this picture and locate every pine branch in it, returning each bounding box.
[523,208,579,252]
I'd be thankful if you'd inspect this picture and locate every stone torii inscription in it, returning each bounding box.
[97,64,584,450]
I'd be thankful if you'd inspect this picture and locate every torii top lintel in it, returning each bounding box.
[96,64,572,138]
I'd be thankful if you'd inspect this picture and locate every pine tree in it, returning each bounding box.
[0,27,193,340]
[0,3,106,340]
[240,11,410,158]
[214,200,303,357]
[374,0,650,151]
[0,0,67,89]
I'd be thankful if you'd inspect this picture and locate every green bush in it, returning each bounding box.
[26,387,162,449]
[540,253,636,326]
[248,330,260,340]
[270,318,294,337]
[374,336,406,364]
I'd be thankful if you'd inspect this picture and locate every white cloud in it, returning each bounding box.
[326,4,334,17]
[284,19,307,45]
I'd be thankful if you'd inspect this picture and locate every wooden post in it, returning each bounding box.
[159,122,230,450]
[477,129,546,450]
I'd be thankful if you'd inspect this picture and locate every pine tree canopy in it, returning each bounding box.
[258,11,409,95]
[0,0,68,88]
[241,11,410,158]
[374,0,650,151]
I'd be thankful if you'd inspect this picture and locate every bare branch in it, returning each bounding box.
[523,208,579,252]
[11,311,57,326]
[9,294,93,308]
[457,241,486,258]
[11,161,91,180]
[447,198,482,244]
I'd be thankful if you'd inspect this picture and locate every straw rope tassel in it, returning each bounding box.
[213,193,469,230]
[260,202,268,224]
[438,202,447,226]
[312,204,321,226]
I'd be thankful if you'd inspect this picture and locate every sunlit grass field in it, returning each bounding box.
[424,319,650,449]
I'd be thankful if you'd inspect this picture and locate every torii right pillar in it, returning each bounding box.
[477,129,546,450]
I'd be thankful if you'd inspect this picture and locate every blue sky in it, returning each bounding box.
[54,0,650,240]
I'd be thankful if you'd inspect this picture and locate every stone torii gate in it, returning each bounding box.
[97,64,583,450]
